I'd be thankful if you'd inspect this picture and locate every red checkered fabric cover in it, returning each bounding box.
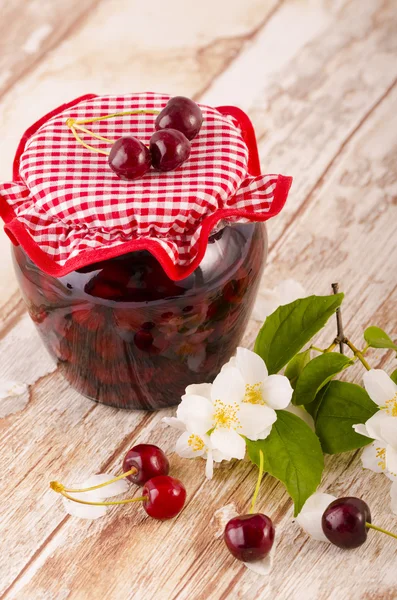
[0,92,292,280]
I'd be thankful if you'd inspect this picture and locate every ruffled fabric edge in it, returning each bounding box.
[0,95,292,281]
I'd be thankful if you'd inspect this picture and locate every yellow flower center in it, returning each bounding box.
[244,382,265,405]
[384,392,397,417]
[187,434,206,452]
[376,447,386,471]
[212,400,240,430]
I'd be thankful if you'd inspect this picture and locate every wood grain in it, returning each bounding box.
[0,0,396,598]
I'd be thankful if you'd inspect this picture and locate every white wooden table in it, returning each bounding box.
[1,1,396,598]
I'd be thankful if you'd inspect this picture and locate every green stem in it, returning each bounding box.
[59,490,148,507]
[250,450,264,514]
[310,342,336,354]
[50,468,137,494]
[366,522,397,540]
[344,338,371,370]
[311,345,326,353]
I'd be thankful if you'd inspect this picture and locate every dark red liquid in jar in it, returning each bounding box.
[12,223,266,410]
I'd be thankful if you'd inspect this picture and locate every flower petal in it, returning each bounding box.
[175,431,206,458]
[353,423,371,438]
[62,488,107,520]
[361,441,387,473]
[285,404,315,430]
[391,481,397,515]
[380,417,397,449]
[244,539,276,575]
[211,367,245,405]
[162,416,186,431]
[184,383,212,400]
[210,428,246,460]
[296,492,337,542]
[221,356,237,372]
[386,445,397,477]
[177,394,213,435]
[275,279,306,304]
[363,369,397,407]
[238,403,277,440]
[80,474,129,499]
[262,375,293,409]
[235,347,268,385]
[252,289,281,321]
[363,410,390,441]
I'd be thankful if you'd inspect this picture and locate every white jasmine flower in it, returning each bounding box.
[61,474,129,520]
[353,370,397,478]
[253,279,306,321]
[296,492,337,542]
[163,349,293,478]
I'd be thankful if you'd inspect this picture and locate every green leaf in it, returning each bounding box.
[254,294,344,374]
[390,369,397,385]
[284,349,312,389]
[245,410,324,516]
[311,381,378,454]
[364,326,397,350]
[292,353,353,405]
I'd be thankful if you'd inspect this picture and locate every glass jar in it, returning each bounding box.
[12,222,266,410]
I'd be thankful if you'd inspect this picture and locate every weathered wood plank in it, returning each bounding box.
[0,0,101,98]
[202,0,397,250]
[1,0,397,598]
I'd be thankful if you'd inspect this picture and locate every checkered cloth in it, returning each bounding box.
[0,92,292,280]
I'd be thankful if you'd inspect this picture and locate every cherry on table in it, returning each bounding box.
[150,129,191,172]
[108,136,151,180]
[123,444,170,485]
[224,513,275,562]
[143,475,186,520]
[155,96,203,140]
[322,497,371,549]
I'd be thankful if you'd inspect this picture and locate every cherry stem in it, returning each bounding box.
[343,338,371,370]
[50,467,138,494]
[366,522,397,540]
[250,449,264,514]
[59,490,148,507]
[66,109,161,157]
[331,283,344,354]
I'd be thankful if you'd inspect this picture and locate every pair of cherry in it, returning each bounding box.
[51,444,186,520]
[224,498,395,563]
[108,97,203,180]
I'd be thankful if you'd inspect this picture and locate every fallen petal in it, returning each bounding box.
[80,474,129,499]
[244,540,276,575]
[296,492,337,542]
[62,489,108,520]
[212,503,239,538]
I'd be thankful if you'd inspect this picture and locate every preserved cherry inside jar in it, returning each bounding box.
[0,92,292,410]
[13,223,266,409]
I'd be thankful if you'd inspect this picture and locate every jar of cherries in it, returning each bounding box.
[1,92,291,410]
[13,223,266,409]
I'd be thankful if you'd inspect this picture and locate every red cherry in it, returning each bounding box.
[142,475,186,520]
[108,136,151,180]
[150,129,190,172]
[123,444,169,485]
[155,96,203,140]
[224,514,275,562]
[322,497,371,549]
